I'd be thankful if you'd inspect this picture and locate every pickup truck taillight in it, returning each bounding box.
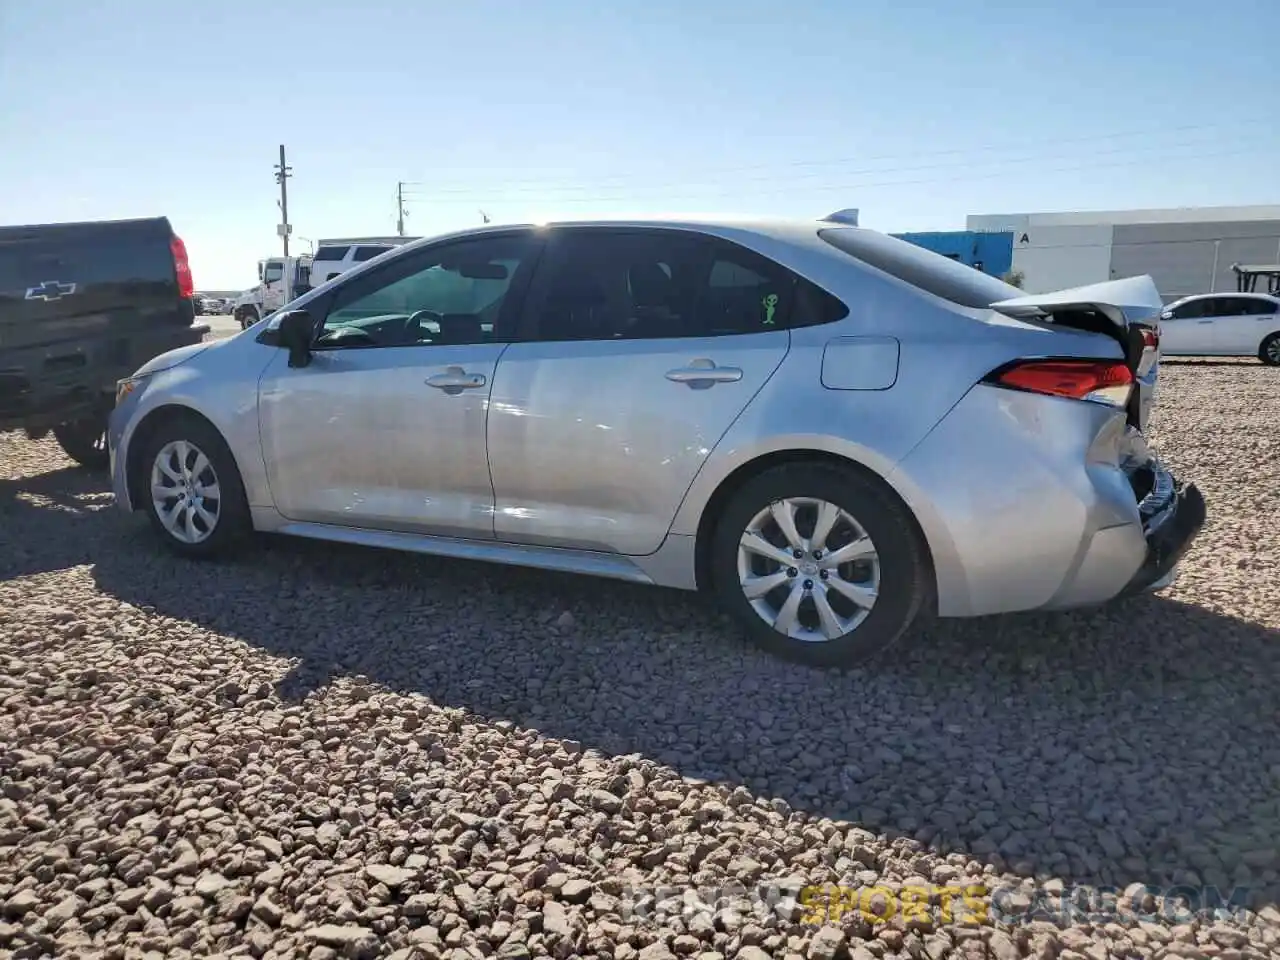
[171,235,194,299]
[983,358,1135,408]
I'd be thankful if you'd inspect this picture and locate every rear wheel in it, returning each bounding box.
[52,414,110,469]
[139,414,251,558]
[236,306,259,330]
[1260,333,1280,367]
[708,462,930,667]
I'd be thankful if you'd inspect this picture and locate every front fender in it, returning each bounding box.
[111,342,277,512]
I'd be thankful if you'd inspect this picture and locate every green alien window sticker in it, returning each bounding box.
[762,293,779,326]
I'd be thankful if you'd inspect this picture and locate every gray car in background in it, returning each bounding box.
[107,216,1203,666]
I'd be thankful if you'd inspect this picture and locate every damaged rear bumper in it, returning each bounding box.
[1116,464,1206,598]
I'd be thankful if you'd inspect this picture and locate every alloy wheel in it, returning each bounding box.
[150,439,221,544]
[736,497,880,642]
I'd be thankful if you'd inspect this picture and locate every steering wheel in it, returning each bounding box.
[318,325,377,346]
[406,309,444,340]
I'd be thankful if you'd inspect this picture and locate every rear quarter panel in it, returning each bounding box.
[666,226,1134,613]
[668,229,1129,536]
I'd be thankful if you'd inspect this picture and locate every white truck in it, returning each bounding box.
[310,236,417,285]
[231,254,314,329]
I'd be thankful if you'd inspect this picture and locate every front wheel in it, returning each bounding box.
[708,462,930,667]
[1260,333,1280,367]
[52,414,110,469]
[139,414,251,558]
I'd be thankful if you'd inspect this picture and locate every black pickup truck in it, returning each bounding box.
[0,216,209,468]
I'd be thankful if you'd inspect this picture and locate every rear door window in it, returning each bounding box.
[522,229,847,341]
[314,245,350,262]
[354,245,392,262]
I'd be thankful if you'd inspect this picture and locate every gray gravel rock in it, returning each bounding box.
[2,362,1280,959]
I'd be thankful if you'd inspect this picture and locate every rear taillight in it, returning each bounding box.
[984,358,1135,408]
[171,235,194,299]
[1140,326,1159,350]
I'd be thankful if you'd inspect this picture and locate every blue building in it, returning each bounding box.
[890,230,1014,278]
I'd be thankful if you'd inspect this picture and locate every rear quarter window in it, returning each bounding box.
[818,226,1021,309]
[792,277,850,328]
[703,238,849,331]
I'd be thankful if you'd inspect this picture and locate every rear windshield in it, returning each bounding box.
[314,245,350,261]
[818,226,1021,309]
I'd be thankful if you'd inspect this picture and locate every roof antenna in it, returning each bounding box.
[821,208,860,226]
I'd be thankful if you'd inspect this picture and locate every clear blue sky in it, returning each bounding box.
[3,0,1278,289]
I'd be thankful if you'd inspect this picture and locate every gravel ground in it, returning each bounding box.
[2,358,1278,960]
[202,315,241,341]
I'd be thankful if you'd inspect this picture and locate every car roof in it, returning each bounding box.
[391,215,835,247]
[291,215,1027,318]
[1171,291,1278,304]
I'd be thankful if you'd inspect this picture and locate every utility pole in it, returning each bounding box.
[396,182,408,237]
[274,145,293,258]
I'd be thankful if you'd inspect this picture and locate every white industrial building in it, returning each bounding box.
[966,205,1280,301]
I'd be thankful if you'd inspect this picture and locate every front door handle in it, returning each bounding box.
[665,359,743,388]
[426,366,487,392]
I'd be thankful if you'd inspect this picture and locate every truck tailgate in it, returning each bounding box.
[0,216,204,430]
[0,216,195,351]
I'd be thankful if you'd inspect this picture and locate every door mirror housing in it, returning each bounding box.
[1159,310,1173,321]
[278,310,315,368]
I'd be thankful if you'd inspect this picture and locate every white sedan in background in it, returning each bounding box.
[1157,292,1280,365]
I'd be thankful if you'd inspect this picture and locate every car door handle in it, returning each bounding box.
[1196,320,1213,324]
[425,366,487,390]
[665,360,743,386]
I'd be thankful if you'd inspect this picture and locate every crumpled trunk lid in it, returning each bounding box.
[989,275,1163,435]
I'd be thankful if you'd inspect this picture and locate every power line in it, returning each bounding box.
[397,121,1249,194]
[399,145,1275,208]
[400,132,1244,201]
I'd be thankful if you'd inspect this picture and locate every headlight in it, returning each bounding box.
[115,375,149,406]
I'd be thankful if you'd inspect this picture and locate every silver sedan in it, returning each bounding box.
[108,216,1204,666]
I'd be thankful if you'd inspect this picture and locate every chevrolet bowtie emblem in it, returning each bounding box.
[25,280,78,302]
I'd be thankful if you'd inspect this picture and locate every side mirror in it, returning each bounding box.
[1160,311,1173,321]
[278,310,314,368]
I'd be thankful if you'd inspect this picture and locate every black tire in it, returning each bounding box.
[137,413,251,559]
[1259,333,1280,367]
[236,306,258,330]
[708,462,930,668]
[52,414,110,469]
